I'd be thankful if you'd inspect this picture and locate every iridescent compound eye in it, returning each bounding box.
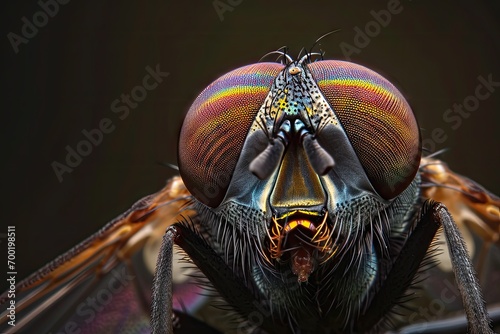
[178,63,285,207]
[307,60,421,199]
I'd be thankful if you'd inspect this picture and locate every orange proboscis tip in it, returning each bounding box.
[283,219,316,233]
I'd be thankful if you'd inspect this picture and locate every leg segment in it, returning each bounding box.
[151,223,287,333]
[356,200,441,332]
[436,202,493,334]
[151,226,176,334]
[356,200,493,333]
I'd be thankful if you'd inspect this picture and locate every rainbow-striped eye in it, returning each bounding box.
[178,63,284,207]
[179,58,420,210]
[307,60,421,199]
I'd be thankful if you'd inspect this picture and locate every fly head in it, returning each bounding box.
[177,55,422,319]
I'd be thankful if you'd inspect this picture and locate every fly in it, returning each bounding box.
[0,47,498,334]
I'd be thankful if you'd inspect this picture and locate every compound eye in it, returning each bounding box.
[178,62,284,207]
[308,60,421,199]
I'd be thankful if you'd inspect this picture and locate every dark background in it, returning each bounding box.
[0,0,499,294]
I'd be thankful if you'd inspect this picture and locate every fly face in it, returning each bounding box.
[177,56,423,324]
[2,53,496,334]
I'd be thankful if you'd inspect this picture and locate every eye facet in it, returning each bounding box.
[307,60,421,199]
[178,62,285,207]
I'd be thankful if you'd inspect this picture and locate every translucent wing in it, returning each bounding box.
[409,157,500,330]
[0,176,204,333]
[420,156,500,270]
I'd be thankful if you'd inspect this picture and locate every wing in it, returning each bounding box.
[416,157,500,326]
[387,157,500,333]
[0,176,205,333]
[420,156,500,267]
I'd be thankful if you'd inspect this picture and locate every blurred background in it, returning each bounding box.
[0,0,499,293]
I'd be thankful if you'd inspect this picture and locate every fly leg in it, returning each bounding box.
[437,201,493,334]
[151,226,176,333]
[151,223,285,334]
[355,200,441,332]
[356,200,493,334]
